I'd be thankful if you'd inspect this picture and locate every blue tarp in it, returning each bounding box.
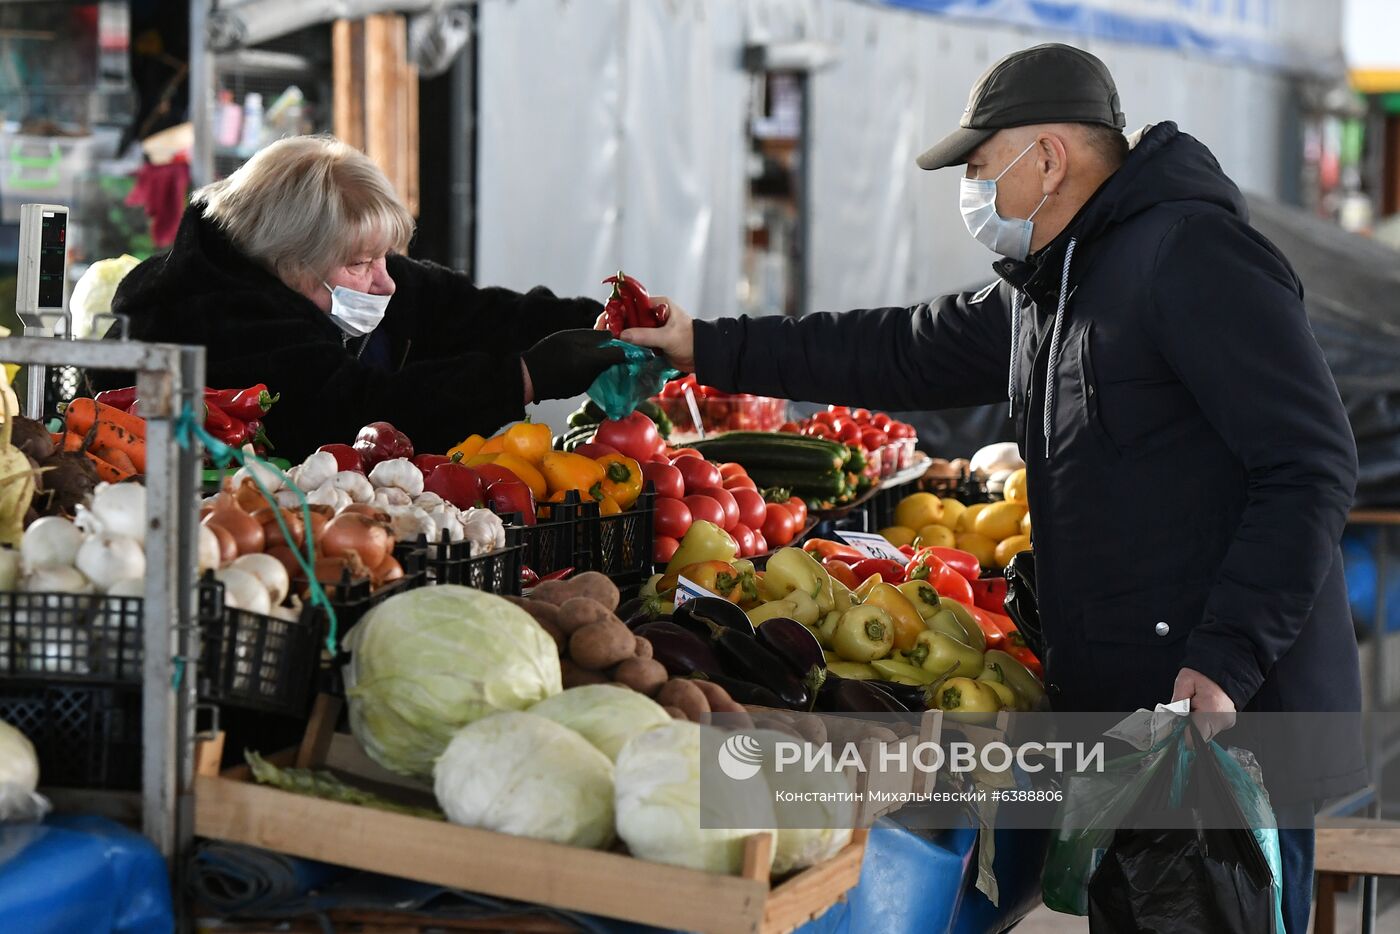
[0,814,174,934]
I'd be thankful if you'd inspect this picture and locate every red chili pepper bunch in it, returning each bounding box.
[600,270,666,338]
[94,383,280,450]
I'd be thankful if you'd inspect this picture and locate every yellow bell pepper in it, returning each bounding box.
[493,452,548,501]
[503,420,553,464]
[540,451,605,497]
[448,433,486,462]
[595,454,643,509]
[861,583,927,652]
[478,435,506,456]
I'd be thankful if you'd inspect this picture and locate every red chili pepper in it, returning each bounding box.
[917,546,981,583]
[601,271,664,330]
[1003,630,1044,678]
[243,419,273,451]
[94,387,138,410]
[206,384,279,421]
[204,402,250,446]
[803,538,864,563]
[520,565,541,589]
[904,553,976,605]
[824,559,860,591]
[849,557,907,585]
[537,567,575,584]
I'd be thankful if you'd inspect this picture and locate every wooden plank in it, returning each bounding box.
[296,694,343,769]
[1314,819,1400,876]
[741,832,774,884]
[331,19,361,147]
[762,831,869,933]
[364,15,395,193]
[1349,510,1400,526]
[404,55,420,216]
[1314,873,1338,934]
[196,732,226,778]
[195,775,770,934]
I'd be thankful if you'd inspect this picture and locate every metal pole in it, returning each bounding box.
[189,0,215,188]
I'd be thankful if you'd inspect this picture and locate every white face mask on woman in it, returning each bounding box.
[959,139,1050,261]
[324,281,391,336]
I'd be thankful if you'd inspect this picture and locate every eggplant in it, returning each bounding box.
[674,596,755,638]
[696,673,785,709]
[683,614,810,709]
[634,621,723,677]
[865,679,926,713]
[817,675,910,713]
[755,617,825,679]
[619,594,665,630]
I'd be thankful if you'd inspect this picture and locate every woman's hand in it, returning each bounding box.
[620,296,696,373]
[520,330,629,402]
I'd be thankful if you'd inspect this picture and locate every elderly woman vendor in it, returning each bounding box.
[102,135,625,459]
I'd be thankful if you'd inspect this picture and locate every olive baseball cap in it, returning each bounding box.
[917,43,1125,171]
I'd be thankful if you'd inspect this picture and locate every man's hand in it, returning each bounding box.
[619,296,696,373]
[1171,667,1237,742]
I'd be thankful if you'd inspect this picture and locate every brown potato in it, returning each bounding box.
[663,705,688,721]
[657,679,710,722]
[538,618,567,654]
[792,715,829,746]
[562,660,609,688]
[613,657,667,696]
[569,620,637,670]
[566,571,620,612]
[556,597,615,635]
[529,579,575,606]
[690,679,745,715]
[633,636,653,659]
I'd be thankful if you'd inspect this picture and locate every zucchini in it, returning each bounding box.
[684,433,845,472]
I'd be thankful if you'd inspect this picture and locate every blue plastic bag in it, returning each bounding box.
[587,341,680,421]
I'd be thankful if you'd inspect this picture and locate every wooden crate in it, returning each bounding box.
[853,708,942,825]
[193,699,868,934]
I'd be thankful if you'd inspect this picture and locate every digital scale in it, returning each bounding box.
[15,202,70,418]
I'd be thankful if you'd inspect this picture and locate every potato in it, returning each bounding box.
[529,579,575,606]
[567,571,620,612]
[663,705,688,721]
[657,679,710,722]
[538,618,567,654]
[556,597,615,635]
[752,714,802,741]
[793,715,828,746]
[569,620,637,670]
[613,657,667,696]
[562,660,609,688]
[690,679,745,715]
[633,636,653,660]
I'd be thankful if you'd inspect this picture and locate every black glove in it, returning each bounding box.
[521,329,628,401]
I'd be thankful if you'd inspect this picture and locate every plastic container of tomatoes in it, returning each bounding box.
[654,378,787,441]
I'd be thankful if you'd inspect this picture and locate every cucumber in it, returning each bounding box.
[684,433,845,472]
[745,466,846,497]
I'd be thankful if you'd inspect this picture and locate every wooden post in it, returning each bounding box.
[331,14,420,215]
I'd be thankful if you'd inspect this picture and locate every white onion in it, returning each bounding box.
[75,535,148,593]
[231,553,290,606]
[22,566,92,595]
[215,567,272,615]
[21,516,83,571]
[89,482,148,542]
[198,525,223,572]
[0,546,20,590]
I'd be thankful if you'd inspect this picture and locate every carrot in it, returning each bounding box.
[63,398,146,474]
[62,431,87,453]
[93,445,138,476]
[84,450,135,483]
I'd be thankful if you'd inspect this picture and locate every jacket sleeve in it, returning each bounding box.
[692,284,1013,411]
[1148,213,1358,709]
[388,256,601,357]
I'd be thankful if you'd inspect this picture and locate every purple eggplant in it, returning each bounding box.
[755,617,825,679]
[635,621,723,677]
[695,673,785,709]
[865,679,926,713]
[619,594,666,630]
[817,675,910,713]
[681,611,810,709]
[674,597,755,638]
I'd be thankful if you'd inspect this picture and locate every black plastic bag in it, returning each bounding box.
[1087,725,1278,934]
[1002,551,1044,659]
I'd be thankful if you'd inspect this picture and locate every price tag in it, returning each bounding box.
[682,384,706,440]
[674,575,718,608]
[838,531,909,563]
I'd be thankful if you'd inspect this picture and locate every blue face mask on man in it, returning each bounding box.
[324,281,392,336]
[959,139,1050,261]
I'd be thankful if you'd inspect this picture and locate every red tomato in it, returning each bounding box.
[826,405,850,415]
[813,411,840,427]
[731,523,757,557]
[779,422,801,434]
[652,535,680,564]
[785,496,808,527]
[669,448,703,461]
[718,462,748,481]
[593,413,661,464]
[861,428,889,450]
[654,497,693,539]
[872,413,893,431]
[808,424,836,441]
[838,423,863,446]
[762,502,797,547]
[852,408,873,423]
[573,441,620,459]
[683,494,725,528]
[751,530,769,555]
[642,462,685,500]
[694,486,739,530]
[730,488,767,529]
[675,457,722,492]
[723,475,758,492]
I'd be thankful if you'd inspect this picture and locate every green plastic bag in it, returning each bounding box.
[587,340,680,421]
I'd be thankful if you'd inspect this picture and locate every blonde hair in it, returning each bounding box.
[194,135,415,290]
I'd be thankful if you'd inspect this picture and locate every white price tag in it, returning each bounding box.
[838,531,909,563]
[674,575,718,608]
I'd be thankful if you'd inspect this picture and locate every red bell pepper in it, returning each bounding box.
[354,421,414,468]
[918,546,981,583]
[803,538,863,563]
[905,553,975,605]
[520,565,541,589]
[318,443,364,474]
[412,453,452,478]
[898,544,916,558]
[486,478,536,526]
[849,557,907,586]
[425,463,486,511]
[1003,630,1044,678]
[969,576,1009,614]
[94,387,137,411]
[206,384,279,421]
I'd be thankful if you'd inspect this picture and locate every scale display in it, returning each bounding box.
[38,210,66,309]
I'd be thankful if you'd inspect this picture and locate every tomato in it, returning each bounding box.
[813,411,840,427]
[723,474,758,492]
[675,457,722,492]
[762,502,798,547]
[642,462,685,500]
[593,412,661,464]
[572,441,620,460]
[718,462,748,482]
[779,422,801,434]
[861,428,889,450]
[683,494,725,528]
[694,486,739,530]
[889,423,916,440]
[654,497,693,539]
[808,424,836,441]
[751,530,769,555]
[838,423,863,446]
[872,413,893,431]
[785,496,808,527]
[669,448,703,461]
[652,535,681,564]
[826,405,850,416]
[852,408,873,423]
[730,487,767,530]
[731,523,757,557]
[650,454,672,465]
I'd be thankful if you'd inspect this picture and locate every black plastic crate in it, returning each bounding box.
[197,575,324,717]
[505,492,581,577]
[575,487,656,590]
[0,680,142,789]
[316,551,428,650]
[0,591,144,681]
[392,531,525,595]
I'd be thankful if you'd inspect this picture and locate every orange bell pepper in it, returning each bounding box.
[598,495,622,516]
[448,433,486,462]
[861,583,927,652]
[478,434,506,456]
[503,420,552,465]
[540,451,605,497]
[804,538,864,562]
[493,452,548,501]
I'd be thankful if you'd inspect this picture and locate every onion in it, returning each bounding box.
[340,503,391,522]
[206,523,238,566]
[371,554,404,588]
[233,478,268,513]
[319,512,391,568]
[21,516,83,571]
[198,525,223,571]
[23,565,92,594]
[253,507,305,550]
[205,504,265,556]
[313,554,372,587]
[90,482,148,542]
[265,545,303,583]
[76,535,147,593]
[0,547,18,591]
[215,567,272,615]
[232,553,291,606]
